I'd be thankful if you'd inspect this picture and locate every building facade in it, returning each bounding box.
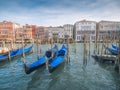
[98,21,120,41]
[63,24,73,39]
[0,21,20,41]
[74,20,96,42]
[35,26,47,43]
[21,24,33,40]
[31,25,37,39]
[47,26,64,40]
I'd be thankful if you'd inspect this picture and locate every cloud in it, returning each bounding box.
[0,0,120,26]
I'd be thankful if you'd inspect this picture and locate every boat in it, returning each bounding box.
[0,44,33,62]
[0,52,8,56]
[0,47,9,56]
[0,41,9,55]
[0,43,27,56]
[112,44,118,50]
[24,45,58,74]
[14,44,33,56]
[48,44,67,73]
[105,45,118,55]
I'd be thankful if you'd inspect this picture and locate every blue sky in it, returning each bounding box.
[0,0,120,26]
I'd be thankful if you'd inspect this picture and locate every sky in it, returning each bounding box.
[0,0,120,26]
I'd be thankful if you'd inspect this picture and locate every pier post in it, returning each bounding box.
[66,35,70,63]
[8,41,10,61]
[114,34,120,73]
[118,35,120,73]
[89,36,90,57]
[97,36,100,55]
[73,38,76,54]
[21,35,26,67]
[31,38,34,53]
[94,36,96,55]
[37,34,39,59]
[101,36,104,58]
[45,56,49,71]
[22,36,25,58]
[94,26,99,55]
[51,37,53,49]
[83,34,87,66]
[107,33,110,54]
[104,34,108,54]
[39,39,41,55]
[8,40,12,61]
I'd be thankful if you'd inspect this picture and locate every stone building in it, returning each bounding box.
[74,20,96,42]
[98,20,120,41]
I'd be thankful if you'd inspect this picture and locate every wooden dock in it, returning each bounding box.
[92,54,117,63]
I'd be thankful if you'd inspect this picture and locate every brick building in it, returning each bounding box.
[35,26,47,43]
[0,21,20,41]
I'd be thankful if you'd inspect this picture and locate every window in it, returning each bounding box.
[0,28,9,30]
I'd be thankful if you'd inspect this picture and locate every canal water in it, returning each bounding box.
[0,43,120,90]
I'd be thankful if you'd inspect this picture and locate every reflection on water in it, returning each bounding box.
[0,43,120,90]
[27,67,44,90]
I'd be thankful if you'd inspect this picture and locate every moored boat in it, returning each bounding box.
[105,45,118,55]
[0,44,33,62]
[48,44,67,73]
[24,45,58,74]
[0,43,27,56]
[0,47,9,56]
[112,44,118,50]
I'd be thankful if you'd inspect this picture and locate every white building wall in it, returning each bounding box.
[98,21,120,41]
[63,24,73,39]
[74,20,96,42]
[47,27,64,39]
[98,21,120,31]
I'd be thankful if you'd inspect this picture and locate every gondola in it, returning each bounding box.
[0,43,27,57]
[24,45,58,74]
[0,52,8,56]
[0,44,33,62]
[112,44,118,50]
[105,45,118,55]
[48,44,67,73]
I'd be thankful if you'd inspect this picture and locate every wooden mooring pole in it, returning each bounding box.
[118,35,120,73]
[31,38,34,53]
[66,35,70,63]
[21,36,26,64]
[39,39,42,55]
[45,56,49,71]
[51,37,53,49]
[101,36,104,58]
[8,41,11,61]
[97,36,100,55]
[88,36,90,57]
[22,36,25,58]
[104,34,108,55]
[94,36,97,55]
[73,38,76,54]
[94,28,98,55]
[36,34,39,59]
[114,35,120,73]
[83,34,87,66]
